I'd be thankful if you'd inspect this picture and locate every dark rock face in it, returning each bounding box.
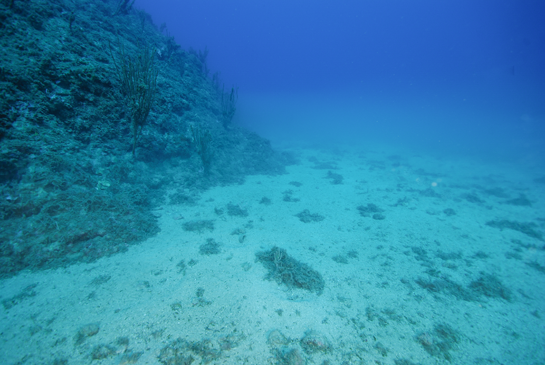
[0,0,291,277]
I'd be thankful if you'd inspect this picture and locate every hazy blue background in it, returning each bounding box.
[135,0,545,162]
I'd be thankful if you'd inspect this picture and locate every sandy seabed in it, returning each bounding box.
[1,145,544,365]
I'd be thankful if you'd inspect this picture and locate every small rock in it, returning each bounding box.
[74,322,100,345]
[300,330,331,354]
[267,329,289,346]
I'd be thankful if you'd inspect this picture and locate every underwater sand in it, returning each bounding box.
[1,145,544,364]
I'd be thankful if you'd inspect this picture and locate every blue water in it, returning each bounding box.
[136,0,545,162]
[124,1,545,363]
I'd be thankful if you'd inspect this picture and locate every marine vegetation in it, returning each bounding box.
[110,38,158,156]
[256,246,325,294]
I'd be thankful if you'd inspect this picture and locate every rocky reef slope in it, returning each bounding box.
[0,0,291,276]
